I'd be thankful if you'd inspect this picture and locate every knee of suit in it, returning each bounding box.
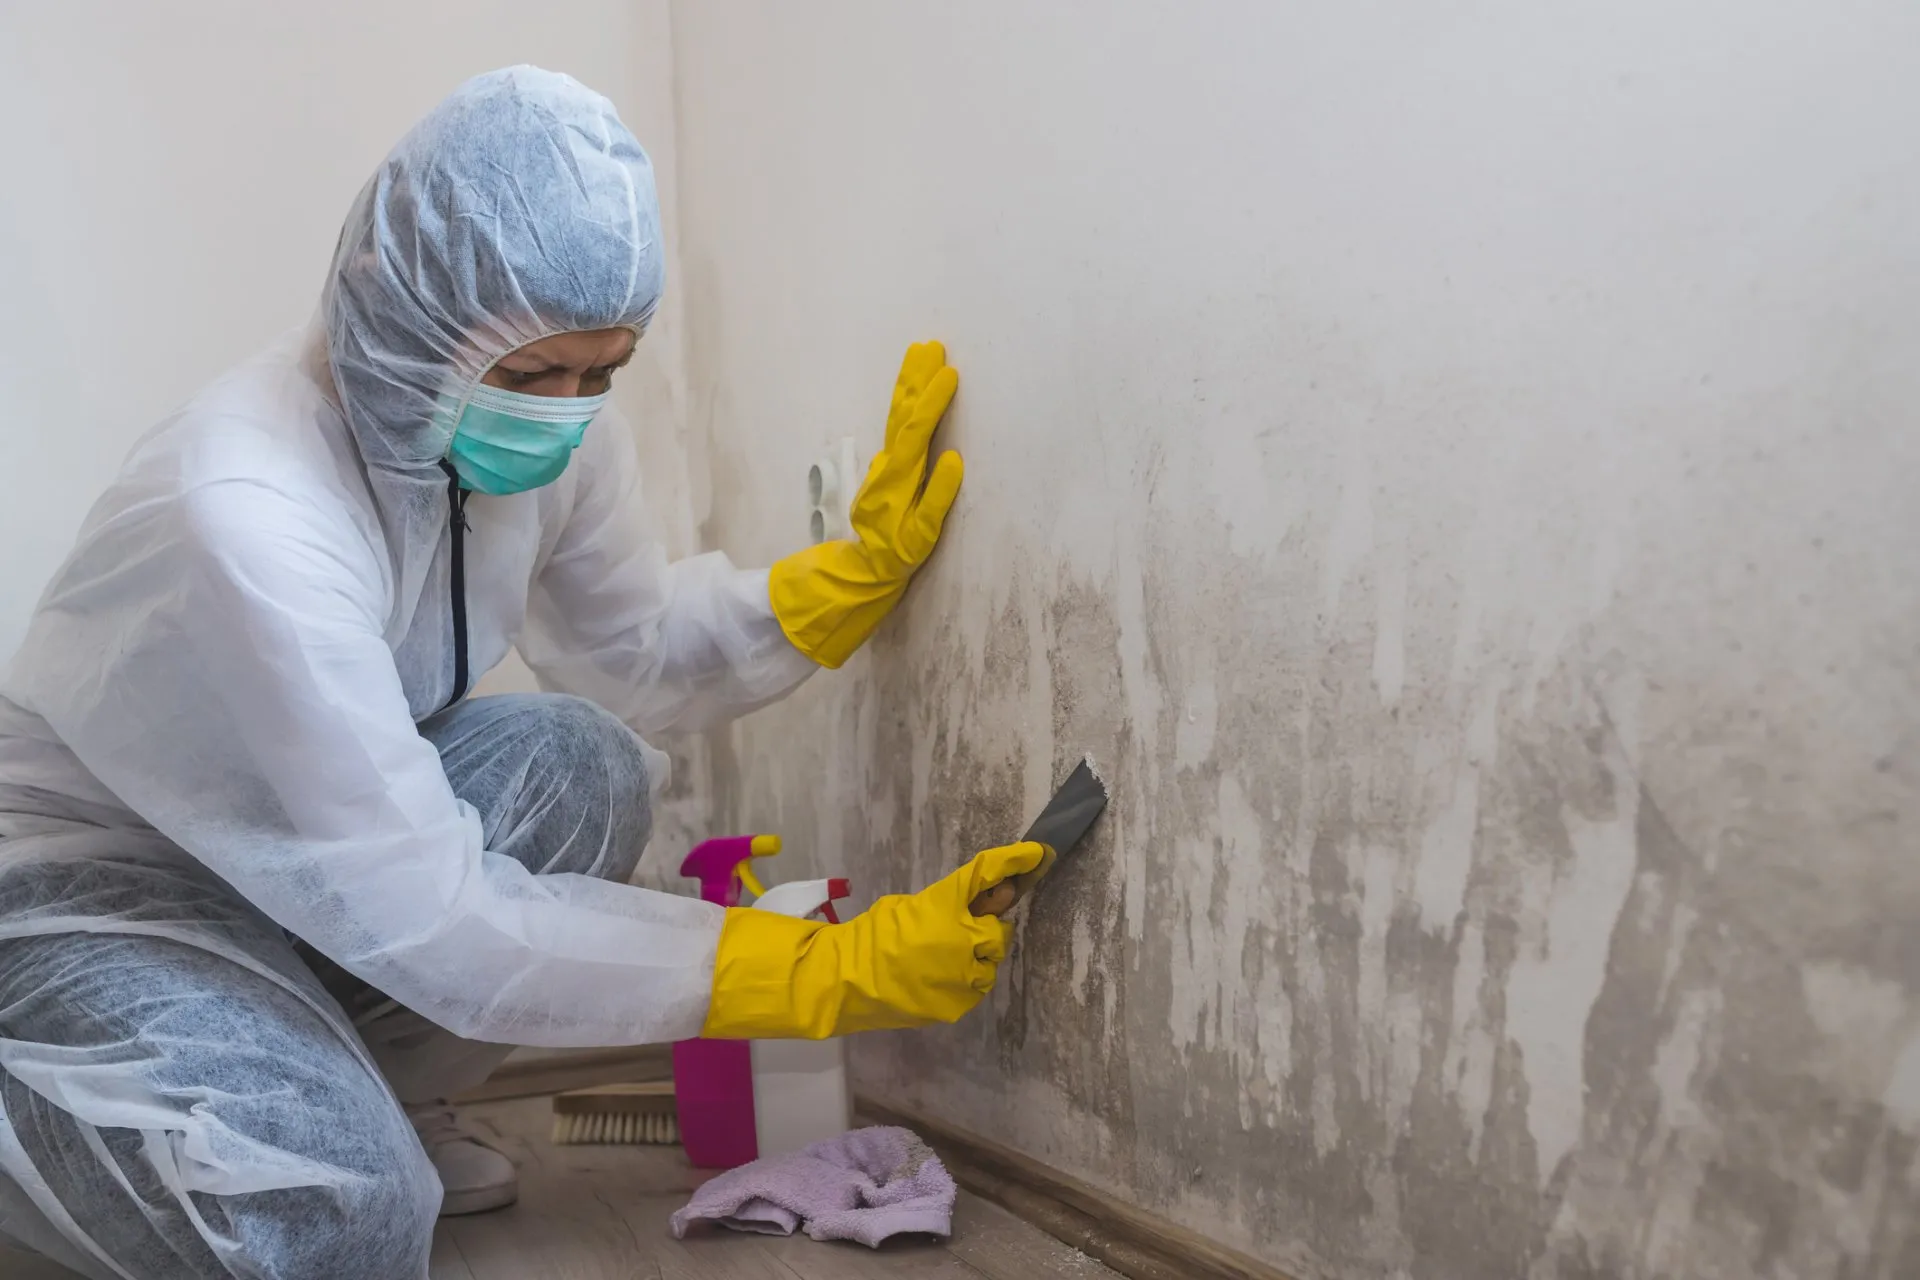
[500,693,657,881]
[534,694,656,809]
[427,692,660,882]
[531,693,654,832]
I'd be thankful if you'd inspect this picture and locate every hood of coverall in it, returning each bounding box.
[318,66,663,661]
[324,65,663,472]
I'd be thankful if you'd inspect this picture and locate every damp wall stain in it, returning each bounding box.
[655,6,1920,1273]
[678,433,1919,1278]
[661,335,1919,1279]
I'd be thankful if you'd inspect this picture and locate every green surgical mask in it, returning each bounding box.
[444,383,608,494]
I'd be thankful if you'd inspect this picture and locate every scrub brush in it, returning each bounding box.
[550,1081,679,1146]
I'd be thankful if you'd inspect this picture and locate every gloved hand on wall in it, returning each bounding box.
[701,842,1045,1039]
[769,341,964,668]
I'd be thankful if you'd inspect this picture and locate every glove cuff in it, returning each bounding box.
[770,543,909,669]
[702,907,832,1039]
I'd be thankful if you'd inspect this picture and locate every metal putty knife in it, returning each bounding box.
[968,758,1109,917]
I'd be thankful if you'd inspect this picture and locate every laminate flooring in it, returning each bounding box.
[1,1094,1121,1280]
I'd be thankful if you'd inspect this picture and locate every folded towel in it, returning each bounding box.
[669,1125,956,1247]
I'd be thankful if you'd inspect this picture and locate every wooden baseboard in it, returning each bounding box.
[857,1093,1296,1280]
[453,1044,672,1104]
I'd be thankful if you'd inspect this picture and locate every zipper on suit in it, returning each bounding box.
[438,461,472,714]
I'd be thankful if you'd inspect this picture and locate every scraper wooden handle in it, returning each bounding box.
[966,844,1058,917]
[968,881,1020,917]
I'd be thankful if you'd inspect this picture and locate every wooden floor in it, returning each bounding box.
[3,1094,1120,1279]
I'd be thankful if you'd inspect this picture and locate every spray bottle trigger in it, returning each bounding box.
[737,864,769,899]
[734,833,782,900]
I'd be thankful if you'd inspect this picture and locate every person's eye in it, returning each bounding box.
[501,369,542,387]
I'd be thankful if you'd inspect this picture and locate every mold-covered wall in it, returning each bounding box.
[660,3,1920,1275]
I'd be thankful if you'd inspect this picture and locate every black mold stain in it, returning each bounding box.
[684,471,1920,1276]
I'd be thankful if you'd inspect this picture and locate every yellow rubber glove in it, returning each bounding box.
[769,341,964,668]
[701,842,1046,1040]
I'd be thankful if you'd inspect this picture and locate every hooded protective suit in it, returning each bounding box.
[0,67,815,1055]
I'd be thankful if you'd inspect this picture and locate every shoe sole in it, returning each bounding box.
[439,1184,520,1217]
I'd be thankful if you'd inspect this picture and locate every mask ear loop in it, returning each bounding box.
[434,365,486,462]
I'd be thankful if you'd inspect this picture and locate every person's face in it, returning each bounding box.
[481,327,638,398]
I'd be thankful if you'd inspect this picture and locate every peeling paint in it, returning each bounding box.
[1503,736,1641,1187]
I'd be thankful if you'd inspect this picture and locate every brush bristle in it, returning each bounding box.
[550,1109,680,1145]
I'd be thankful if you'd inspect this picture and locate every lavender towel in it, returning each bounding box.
[669,1126,956,1247]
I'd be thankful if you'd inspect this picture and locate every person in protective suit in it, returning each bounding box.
[0,66,1040,1278]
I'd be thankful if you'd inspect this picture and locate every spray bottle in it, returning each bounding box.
[674,835,853,1167]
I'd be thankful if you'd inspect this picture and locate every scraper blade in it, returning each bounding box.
[968,758,1109,917]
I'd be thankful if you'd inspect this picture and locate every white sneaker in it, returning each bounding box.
[407,1101,519,1216]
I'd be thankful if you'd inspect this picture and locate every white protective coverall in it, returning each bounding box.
[0,66,814,1276]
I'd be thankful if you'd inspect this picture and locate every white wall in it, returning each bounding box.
[0,0,691,659]
[666,2,1920,1276]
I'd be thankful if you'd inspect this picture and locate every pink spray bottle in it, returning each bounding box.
[674,835,851,1168]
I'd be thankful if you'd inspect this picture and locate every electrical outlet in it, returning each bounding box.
[807,437,860,543]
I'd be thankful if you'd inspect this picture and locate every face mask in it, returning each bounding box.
[444,382,608,494]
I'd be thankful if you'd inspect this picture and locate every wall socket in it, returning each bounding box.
[807,436,860,543]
